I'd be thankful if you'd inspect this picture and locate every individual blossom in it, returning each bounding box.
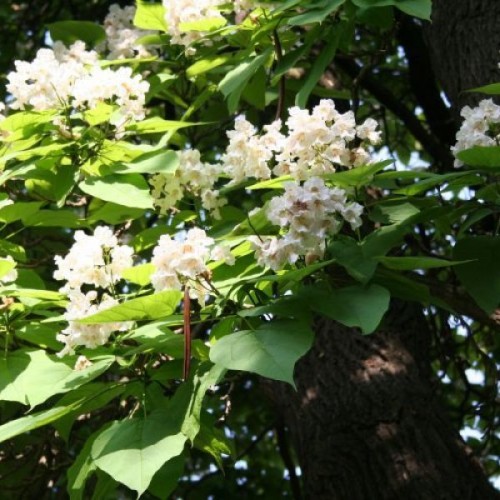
[54,226,134,292]
[74,355,93,371]
[99,4,156,60]
[151,227,232,304]
[250,234,302,272]
[0,255,18,284]
[56,290,131,356]
[452,99,500,167]
[150,149,226,217]
[162,0,225,50]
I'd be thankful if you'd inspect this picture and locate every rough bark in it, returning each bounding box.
[424,0,500,118]
[266,303,499,499]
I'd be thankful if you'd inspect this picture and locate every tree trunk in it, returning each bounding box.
[424,0,500,116]
[266,302,499,499]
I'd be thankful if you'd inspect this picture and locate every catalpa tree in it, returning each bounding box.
[0,1,499,498]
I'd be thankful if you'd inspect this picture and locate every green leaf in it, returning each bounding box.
[467,83,500,95]
[25,164,78,206]
[179,18,227,32]
[83,103,115,126]
[0,350,114,408]
[78,290,182,324]
[88,202,145,224]
[165,363,227,441]
[377,256,469,270]
[148,454,185,500]
[67,427,105,500]
[91,411,187,496]
[194,413,233,468]
[22,209,83,228]
[0,201,43,224]
[453,236,500,314]
[288,0,345,25]
[210,320,314,386]
[0,402,85,444]
[134,1,167,31]
[0,239,26,262]
[121,263,155,287]
[112,150,179,175]
[15,324,62,351]
[79,174,154,209]
[325,160,393,187]
[0,257,15,280]
[374,268,430,304]
[328,237,377,283]
[394,0,431,20]
[187,54,233,78]
[295,25,343,108]
[307,284,390,334]
[48,21,106,46]
[126,117,200,135]
[54,383,126,442]
[247,175,293,190]
[456,146,500,169]
[218,49,272,99]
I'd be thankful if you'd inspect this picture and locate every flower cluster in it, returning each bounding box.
[99,4,156,60]
[54,226,134,356]
[150,149,226,217]
[222,100,381,182]
[56,290,130,357]
[151,228,233,304]
[452,99,500,167]
[162,0,225,49]
[221,116,279,184]
[147,100,377,271]
[250,177,363,270]
[6,40,149,121]
[54,226,133,293]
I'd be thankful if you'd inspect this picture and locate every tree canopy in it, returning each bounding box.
[0,1,499,498]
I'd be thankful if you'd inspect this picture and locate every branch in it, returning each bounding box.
[396,16,456,151]
[275,422,303,500]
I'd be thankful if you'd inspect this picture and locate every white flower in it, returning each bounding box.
[356,118,381,144]
[222,115,274,183]
[99,4,156,60]
[57,290,131,356]
[74,355,93,371]
[162,0,225,49]
[150,149,225,216]
[7,41,149,121]
[7,42,97,111]
[54,226,133,292]
[71,65,149,122]
[252,177,363,271]
[151,227,232,303]
[151,228,213,288]
[0,256,18,284]
[452,99,500,167]
[250,235,301,271]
